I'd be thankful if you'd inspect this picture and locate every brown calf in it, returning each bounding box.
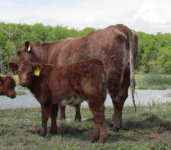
[0,73,16,99]
[17,59,107,143]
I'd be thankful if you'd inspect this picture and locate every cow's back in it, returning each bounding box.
[48,25,130,75]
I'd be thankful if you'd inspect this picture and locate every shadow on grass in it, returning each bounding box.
[24,112,171,143]
[105,113,171,131]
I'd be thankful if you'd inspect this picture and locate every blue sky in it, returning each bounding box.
[0,0,171,33]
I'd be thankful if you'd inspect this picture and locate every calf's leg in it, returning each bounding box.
[39,104,50,136]
[88,100,107,143]
[50,104,58,134]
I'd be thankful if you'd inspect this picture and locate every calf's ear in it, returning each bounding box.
[6,72,12,77]
[8,61,18,71]
[24,41,31,52]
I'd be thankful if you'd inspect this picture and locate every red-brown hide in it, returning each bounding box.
[17,59,107,143]
[0,74,16,99]
[9,24,138,130]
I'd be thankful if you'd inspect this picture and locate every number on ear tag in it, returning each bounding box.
[33,67,41,76]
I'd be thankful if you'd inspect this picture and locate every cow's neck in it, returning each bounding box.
[33,44,51,63]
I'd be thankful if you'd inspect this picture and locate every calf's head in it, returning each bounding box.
[18,61,42,87]
[0,73,16,99]
[9,41,39,71]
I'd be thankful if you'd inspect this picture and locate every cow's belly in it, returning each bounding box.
[60,96,84,106]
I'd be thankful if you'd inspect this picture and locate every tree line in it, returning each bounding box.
[0,22,171,74]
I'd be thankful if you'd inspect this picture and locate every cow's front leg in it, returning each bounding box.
[75,104,81,122]
[50,104,58,134]
[39,103,50,136]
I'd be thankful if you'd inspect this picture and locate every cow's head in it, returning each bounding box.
[18,61,42,87]
[9,41,39,71]
[0,73,16,99]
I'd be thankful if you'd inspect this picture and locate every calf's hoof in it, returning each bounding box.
[91,131,99,143]
[99,137,107,143]
[91,136,107,143]
[38,128,47,136]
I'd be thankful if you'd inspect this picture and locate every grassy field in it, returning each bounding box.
[0,103,171,150]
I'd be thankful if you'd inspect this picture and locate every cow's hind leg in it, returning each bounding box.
[111,90,128,131]
[59,104,82,122]
[108,68,130,131]
[88,100,107,143]
[59,105,66,120]
[50,104,58,134]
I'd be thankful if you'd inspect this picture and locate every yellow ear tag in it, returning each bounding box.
[33,67,41,76]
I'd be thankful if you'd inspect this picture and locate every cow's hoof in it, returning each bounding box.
[112,126,121,132]
[38,128,47,136]
[109,122,114,127]
[91,137,98,143]
[75,115,81,122]
[50,128,57,135]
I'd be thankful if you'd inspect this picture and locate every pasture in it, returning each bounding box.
[0,103,171,150]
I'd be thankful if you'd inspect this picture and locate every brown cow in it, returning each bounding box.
[16,59,107,143]
[9,24,138,131]
[0,73,16,99]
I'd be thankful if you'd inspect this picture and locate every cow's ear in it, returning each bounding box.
[8,61,18,71]
[24,41,31,52]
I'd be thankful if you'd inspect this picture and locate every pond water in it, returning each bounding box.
[0,89,171,109]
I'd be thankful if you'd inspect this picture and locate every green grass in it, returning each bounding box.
[0,103,171,150]
[136,74,171,90]
[16,90,27,95]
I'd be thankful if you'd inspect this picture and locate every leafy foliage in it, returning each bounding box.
[137,32,171,73]
[0,22,171,74]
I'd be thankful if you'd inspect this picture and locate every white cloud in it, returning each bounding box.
[0,0,171,33]
[136,0,171,25]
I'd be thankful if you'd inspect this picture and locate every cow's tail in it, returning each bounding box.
[129,31,138,112]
